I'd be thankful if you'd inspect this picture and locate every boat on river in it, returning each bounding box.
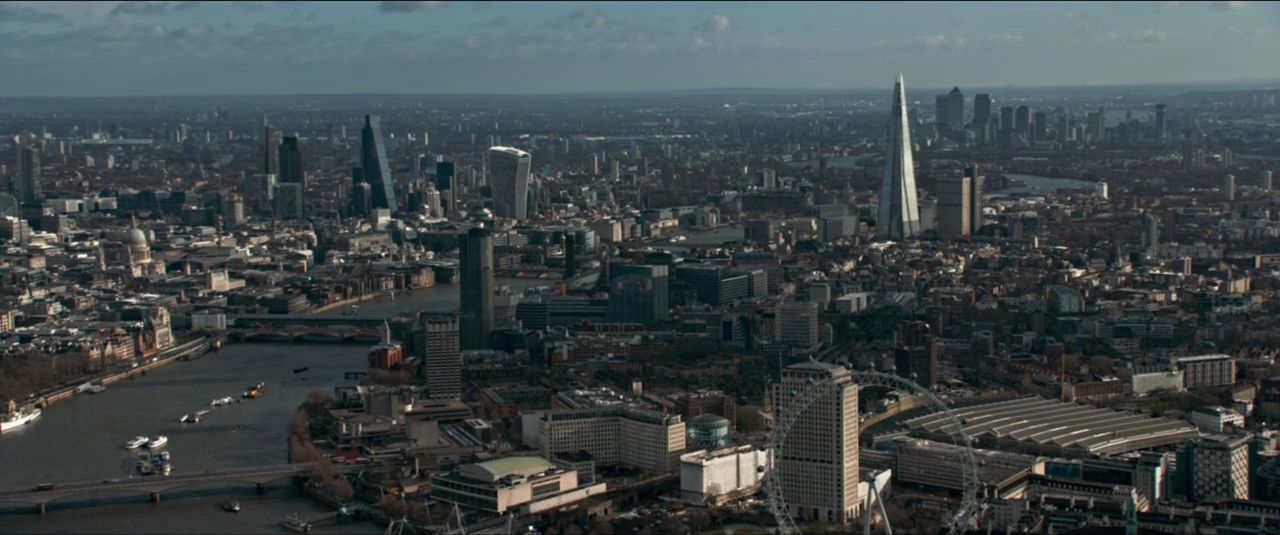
[125,436,149,449]
[147,436,168,449]
[1,403,41,434]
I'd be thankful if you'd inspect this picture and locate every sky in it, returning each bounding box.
[1,1,1279,97]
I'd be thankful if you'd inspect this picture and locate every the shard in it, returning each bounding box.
[878,73,921,240]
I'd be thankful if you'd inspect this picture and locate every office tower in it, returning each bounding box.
[219,192,245,230]
[1014,105,1030,139]
[1087,109,1105,143]
[777,361,860,524]
[436,160,456,216]
[1185,435,1250,501]
[610,159,620,181]
[761,168,777,189]
[775,300,819,352]
[965,166,983,233]
[244,173,276,213]
[946,87,964,130]
[1263,170,1274,192]
[878,74,921,240]
[459,227,494,350]
[349,167,370,216]
[422,314,461,400]
[17,146,41,203]
[895,321,937,388]
[488,147,531,220]
[563,233,577,278]
[278,135,304,189]
[608,264,670,324]
[936,172,971,239]
[263,124,280,176]
[1033,111,1048,142]
[1155,104,1167,143]
[1144,212,1160,257]
[934,95,948,127]
[973,93,992,126]
[1224,174,1236,202]
[360,115,397,212]
[273,182,304,220]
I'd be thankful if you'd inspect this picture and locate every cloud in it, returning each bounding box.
[379,1,450,13]
[567,7,607,29]
[109,1,171,17]
[878,33,1023,53]
[1160,1,1181,7]
[0,4,65,24]
[483,16,508,27]
[703,14,731,32]
[1211,1,1249,10]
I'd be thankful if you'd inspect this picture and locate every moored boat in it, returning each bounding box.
[125,436,149,449]
[147,435,168,449]
[1,404,42,434]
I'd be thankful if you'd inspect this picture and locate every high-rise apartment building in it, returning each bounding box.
[459,227,494,350]
[422,314,461,400]
[878,74,921,240]
[360,115,397,212]
[777,361,860,524]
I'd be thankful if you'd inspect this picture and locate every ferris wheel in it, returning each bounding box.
[763,368,982,535]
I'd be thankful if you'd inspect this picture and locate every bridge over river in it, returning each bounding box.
[0,462,364,514]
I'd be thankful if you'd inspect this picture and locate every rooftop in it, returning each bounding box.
[464,456,554,483]
[905,396,1200,457]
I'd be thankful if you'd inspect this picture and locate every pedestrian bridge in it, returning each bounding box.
[0,462,363,514]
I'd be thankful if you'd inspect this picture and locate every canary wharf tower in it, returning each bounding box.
[878,74,921,240]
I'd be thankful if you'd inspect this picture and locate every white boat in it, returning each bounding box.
[125,436,150,449]
[179,414,192,424]
[146,436,168,449]
[86,385,107,394]
[162,463,172,476]
[210,397,233,407]
[1,404,42,433]
[160,451,171,462]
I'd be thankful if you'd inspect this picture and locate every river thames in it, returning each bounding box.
[0,279,547,532]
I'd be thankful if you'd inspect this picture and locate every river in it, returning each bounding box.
[0,342,386,531]
[0,278,564,531]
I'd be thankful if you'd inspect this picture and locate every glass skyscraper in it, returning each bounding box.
[488,146,531,220]
[459,227,494,350]
[360,115,397,213]
[878,74,921,240]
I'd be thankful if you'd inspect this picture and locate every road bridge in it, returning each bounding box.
[0,462,362,514]
[227,314,393,329]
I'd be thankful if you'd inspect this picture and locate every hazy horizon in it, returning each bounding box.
[3,1,1279,97]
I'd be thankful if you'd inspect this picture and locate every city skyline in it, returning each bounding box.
[1,1,1279,97]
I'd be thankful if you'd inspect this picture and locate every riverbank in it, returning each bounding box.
[31,335,217,410]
